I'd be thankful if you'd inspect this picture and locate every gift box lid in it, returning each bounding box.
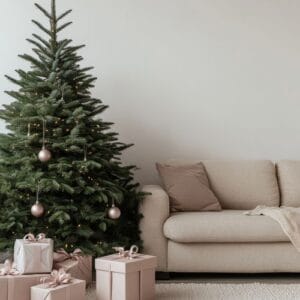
[95,254,157,273]
[31,278,86,292]
[15,238,53,247]
[0,264,50,278]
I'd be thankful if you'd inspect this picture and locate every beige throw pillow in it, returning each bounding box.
[156,162,222,212]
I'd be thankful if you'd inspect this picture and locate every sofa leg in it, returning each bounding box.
[156,272,170,280]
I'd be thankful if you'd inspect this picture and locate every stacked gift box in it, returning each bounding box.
[0,233,92,300]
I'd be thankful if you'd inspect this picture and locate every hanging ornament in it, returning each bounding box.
[83,144,87,162]
[31,202,44,218]
[31,184,44,218]
[27,123,31,137]
[38,147,51,162]
[38,119,52,163]
[108,200,121,220]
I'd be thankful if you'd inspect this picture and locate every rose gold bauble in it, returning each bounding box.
[31,201,44,218]
[108,204,121,220]
[38,147,52,163]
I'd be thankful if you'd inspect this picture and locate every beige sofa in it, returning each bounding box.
[140,160,300,273]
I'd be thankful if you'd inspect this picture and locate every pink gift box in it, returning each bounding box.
[95,254,157,300]
[0,273,46,300]
[30,278,86,300]
[54,256,92,285]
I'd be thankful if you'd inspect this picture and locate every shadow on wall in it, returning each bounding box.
[120,115,232,187]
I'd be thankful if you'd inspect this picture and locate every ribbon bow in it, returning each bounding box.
[23,233,46,243]
[112,245,139,259]
[0,259,19,276]
[41,268,72,288]
[53,248,83,263]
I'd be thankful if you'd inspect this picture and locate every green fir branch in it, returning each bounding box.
[32,20,52,36]
[57,22,73,33]
[34,3,52,20]
[32,33,51,48]
[57,9,72,22]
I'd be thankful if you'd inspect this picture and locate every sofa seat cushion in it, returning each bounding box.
[163,210,289,243]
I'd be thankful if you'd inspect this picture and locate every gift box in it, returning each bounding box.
[30,279,86,300]
[0,263,46,300]
[53,249,92,285]
[95,253,157,300]
[14,233,53,274]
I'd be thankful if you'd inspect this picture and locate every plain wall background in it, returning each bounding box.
[1,0,300,185]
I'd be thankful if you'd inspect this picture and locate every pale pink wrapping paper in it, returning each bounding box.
[53,256,92,285]
[14,238,53,274]
[30,279,86,300]
[0,272,46,300]
[95,254,157,300]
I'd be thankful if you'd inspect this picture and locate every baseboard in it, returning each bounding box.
[156,272,170,280]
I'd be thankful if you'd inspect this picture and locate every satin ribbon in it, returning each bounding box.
[112,245,139,259]
[0,259,19,276]
[53,248,83,263]
[41,268,72,288]
[23,233,46,243]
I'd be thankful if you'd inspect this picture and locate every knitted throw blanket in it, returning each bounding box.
[245,205,300,252]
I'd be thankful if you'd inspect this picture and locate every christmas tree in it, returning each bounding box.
[0,0,143,256]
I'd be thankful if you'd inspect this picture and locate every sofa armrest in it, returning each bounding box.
[140,185,170,272]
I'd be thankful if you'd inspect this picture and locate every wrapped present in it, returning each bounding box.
[31,269,86,300]
[53,249,92,284]
[14,233,53,274]
[95,245,157,300]
[0,260,47,300]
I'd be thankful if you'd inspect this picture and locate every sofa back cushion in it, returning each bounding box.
[202,160,280,209]
[277,160,300,207]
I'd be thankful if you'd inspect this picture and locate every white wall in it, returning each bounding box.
[1,0,300,185]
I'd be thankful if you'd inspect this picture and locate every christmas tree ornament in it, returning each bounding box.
[38,147,52,162]
[38,119,52,163]
[31,184,44,218]
[108,201,121,220]
[31,201,45,217]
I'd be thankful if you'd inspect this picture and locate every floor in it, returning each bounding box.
[157,273,300,284]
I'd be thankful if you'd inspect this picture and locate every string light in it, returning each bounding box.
[83,144,87,161]
[27,124,31,137]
